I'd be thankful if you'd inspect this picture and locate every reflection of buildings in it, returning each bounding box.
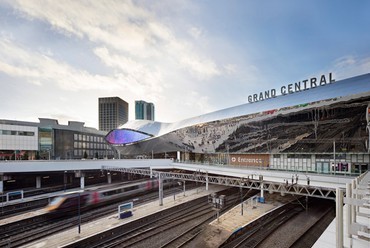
[135,100,155,121]
[107,73,370,174]
[99,97,128,132]
[0,118,115,160]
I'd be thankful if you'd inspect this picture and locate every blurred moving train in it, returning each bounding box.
[46,179,164,213]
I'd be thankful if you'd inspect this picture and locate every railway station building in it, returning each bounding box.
[107,73,370,175]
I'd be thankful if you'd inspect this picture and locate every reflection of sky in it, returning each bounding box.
[105,129,152,145]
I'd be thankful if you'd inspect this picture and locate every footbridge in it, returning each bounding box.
[102,165,339,200]
[101,160,356,201]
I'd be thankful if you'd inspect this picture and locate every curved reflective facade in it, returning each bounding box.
[105,129,152,145]
[109,73,370,155]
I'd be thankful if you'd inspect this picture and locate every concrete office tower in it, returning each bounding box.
[99,97,128,131]
[135,100,155,121]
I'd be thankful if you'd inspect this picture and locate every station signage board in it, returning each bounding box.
[229,154,270,167]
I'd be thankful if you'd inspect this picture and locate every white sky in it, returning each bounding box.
[1,0,370,129]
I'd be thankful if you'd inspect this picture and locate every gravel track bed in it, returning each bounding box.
[256,199,334,248]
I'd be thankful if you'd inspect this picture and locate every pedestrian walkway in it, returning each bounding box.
[22,185,226,248]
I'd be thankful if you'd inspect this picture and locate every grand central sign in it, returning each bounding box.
[248,73,335,103]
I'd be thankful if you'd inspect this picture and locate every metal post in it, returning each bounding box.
[336,187,343,248]
[355,178,359,213]
[260,182,264,199]
[80,175,85,190]
[333,141,336,175]
[206,173,209,191]
[78,192,81,234]
[183,181,185,196]
[158,173,163,206]
[173,178,175,201]
[64,171,67,191]
[107,172,112,184]
[351,179,356,223]
[240,183,243,216]
[226,144,230,165]
[1,194,3,215]
[306,196,308,212]
[346,183,352,245]
[36,176,41,189]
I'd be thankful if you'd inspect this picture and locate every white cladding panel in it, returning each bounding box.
[0,124,38,150]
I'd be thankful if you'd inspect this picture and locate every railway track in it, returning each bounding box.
[225,205,302,248]
[62,188,258,248]
[102,201,215,248]
[0,199,49,220]
[220,197,334,248]
[0,185,186,248]
[0,180,147,219]
[289,203,335,248]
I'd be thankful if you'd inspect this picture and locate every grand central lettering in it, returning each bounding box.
[248,73,335,103]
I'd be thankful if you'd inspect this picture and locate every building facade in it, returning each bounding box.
[107,73,370,174]
[99,97,128,132]
[0,118,116,160]
[0,124,38,159]
[135,100,155,121]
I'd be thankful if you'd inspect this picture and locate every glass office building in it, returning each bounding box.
[135,100,155,121]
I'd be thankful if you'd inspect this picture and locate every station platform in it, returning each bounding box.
[22,185,227,248]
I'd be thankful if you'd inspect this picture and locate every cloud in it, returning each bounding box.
[0,38,121,91]
[333,55,370,80]
[188,26,203,39]
[1,0,263,124]
[7,0,223,81]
